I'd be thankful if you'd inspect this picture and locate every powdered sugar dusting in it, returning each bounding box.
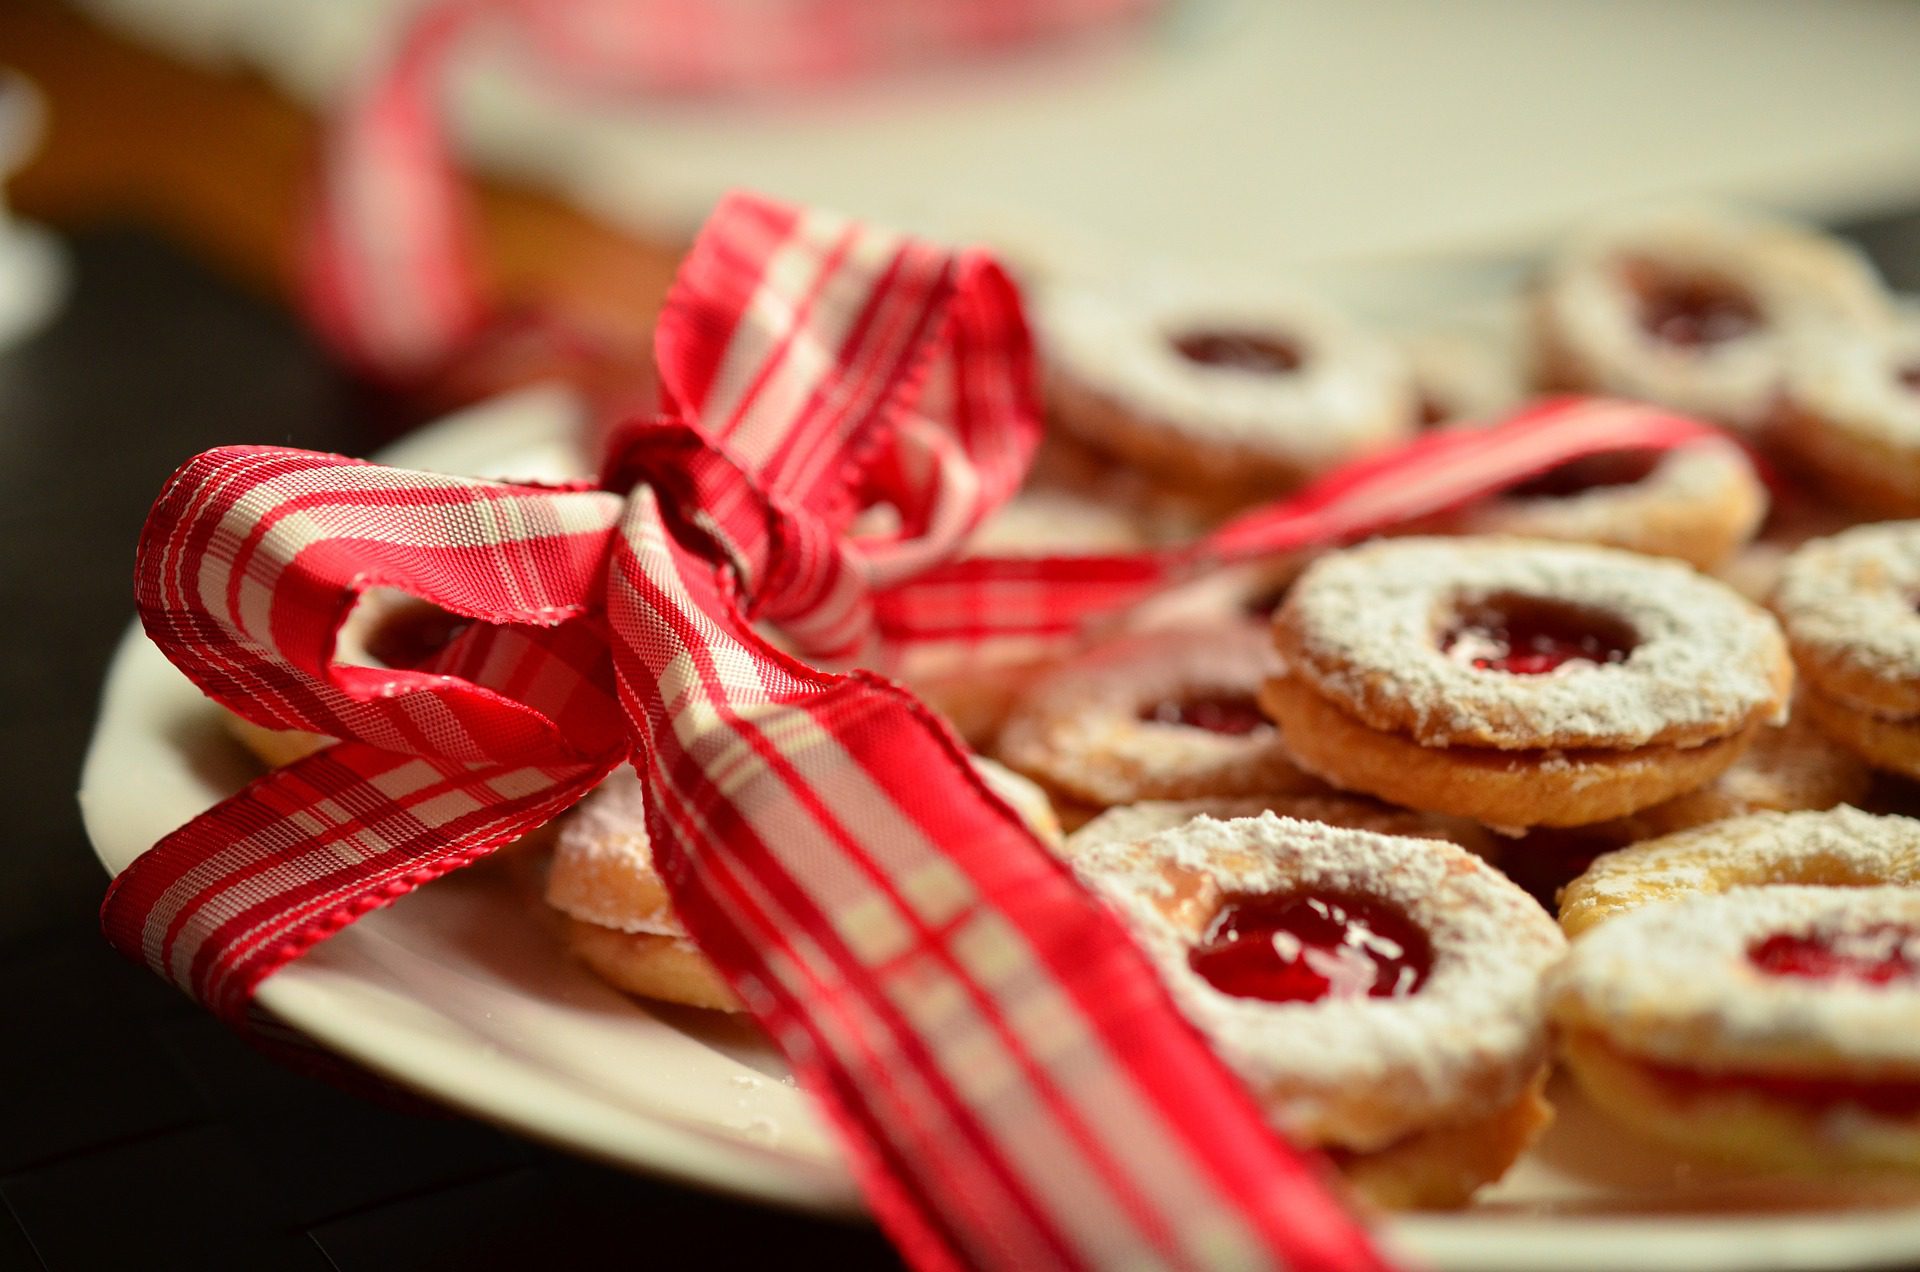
[1065,796,1488,857]
[1537,205,1887,426]
[1280,537,1789,749]
[547,768,681,936]
[1035,276,1414,471]
[995,623,1317,806]
[1774,521,1920,699]
[1458,437,1762,546]
[1072,812,1563,1148]
[1782,315,1920,448]
[1560,807,1920,934]
[1551,885,1920,1073]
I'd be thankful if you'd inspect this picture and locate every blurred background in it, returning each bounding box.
[3,1,1920,1268]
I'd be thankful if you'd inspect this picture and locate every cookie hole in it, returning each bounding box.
[1507,449,1662,499]
[1189,891,1431,1003]
[1241,580,1295,620]
[1141,692,1270,736]
[1898,361,1920,394]
[1620,258,1763,350]
[1416,393,1453,428]
[1172,329,1304,376]
[357,598,473,670]
[1442,592,1637,676]
[1749,923,1920,986]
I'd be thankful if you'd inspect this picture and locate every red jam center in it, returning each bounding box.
[1899,361,1920,393]
[1507,450,1661,500]
[1143,693,1270,736]
[1443,595,1636,675]
[1748,923,1920,986]
[1622,1044,1920,1119]
[1623,262,1763,349]
[1188,892,1431,1003]
[364,603,473,670]
[1173,329,1303,375]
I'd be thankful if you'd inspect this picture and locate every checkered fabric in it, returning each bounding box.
[110,191,1724,1271]
[303,0,1159,378]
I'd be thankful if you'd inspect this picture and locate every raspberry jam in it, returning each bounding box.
[1443,595,1636,675]
[1188,892,1431,1003]
[363,602,473,669]
[1749,923,1920,986]
[1142,693,1270,736]
[1899,361,1920,393]
[1639,1055,1920,1120]
[1623,261,1762,349]
[1173,330,1303,375]
[1507,450,1660,500]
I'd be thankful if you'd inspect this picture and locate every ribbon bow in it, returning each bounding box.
[109,193,1721,1271]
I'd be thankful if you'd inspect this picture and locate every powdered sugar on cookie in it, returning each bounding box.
[1073,812,1563,1149]
[1279,537,1790,749]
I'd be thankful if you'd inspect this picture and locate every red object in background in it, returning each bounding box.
[304,0,1161,403]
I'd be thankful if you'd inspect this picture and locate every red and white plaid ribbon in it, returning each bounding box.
[303,0,1158,380]
[111,191,1724,1270]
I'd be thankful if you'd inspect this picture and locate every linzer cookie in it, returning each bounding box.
[995,623,1322,822]
[1774,317,1920,515]
[1551,809,1920,1169]
[1773,522,1920,777]
[1036,277,1417,504]
[1554,887,1920,1171]
[1438,436,1767,571]
[1557,807,1920,937]
[1073,813,1563,1208]
[1531,206,1888,428]
[1263,538,1793,828]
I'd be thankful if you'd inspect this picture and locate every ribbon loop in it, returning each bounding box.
[137,446,628,767]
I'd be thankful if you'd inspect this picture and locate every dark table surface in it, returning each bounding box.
[7,213,1920,1272]
[1,227,899,1272]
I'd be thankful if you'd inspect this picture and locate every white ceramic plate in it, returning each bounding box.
[81,387,1920,1270]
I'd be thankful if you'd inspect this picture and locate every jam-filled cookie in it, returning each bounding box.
[1556,806,1920,936]
[1531,207,1888,428]
[1074,813,1563,1208]
[1063,794,1494,860]
[1036,277,1416,505]
[1263,538,1793,829]
[1438,436,1767,571]
[1774,317,1920,516]
[995,623,1322,824]
[1773,522,1920,778]
[1551,808,1920,1169]
[549,760,1061,1012]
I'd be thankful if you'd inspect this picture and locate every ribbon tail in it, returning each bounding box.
[873,397,1728,656]
[601,486,1389,1271]
[102,740,612,1026]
